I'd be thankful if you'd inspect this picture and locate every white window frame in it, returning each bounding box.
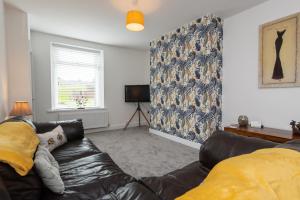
[50,42,104,110]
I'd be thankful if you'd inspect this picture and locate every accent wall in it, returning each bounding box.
[150,15,223,144]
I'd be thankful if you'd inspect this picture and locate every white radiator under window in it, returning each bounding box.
[58,109,109,129]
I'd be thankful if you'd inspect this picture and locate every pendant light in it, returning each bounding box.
[126,0,144,32]
[126,10,144,32]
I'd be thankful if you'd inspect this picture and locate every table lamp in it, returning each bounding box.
[9,101,32,118]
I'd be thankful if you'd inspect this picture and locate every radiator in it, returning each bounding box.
[58,109,109,129]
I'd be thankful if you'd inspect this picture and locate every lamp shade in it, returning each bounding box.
[126,10,144,32]
[9,101,32,116]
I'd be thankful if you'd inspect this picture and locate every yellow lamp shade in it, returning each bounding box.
[126,10,144,32]
[9,101,32,116]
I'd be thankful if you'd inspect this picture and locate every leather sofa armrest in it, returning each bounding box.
[34,119,84,141]
[140,161,208,200]
[101,182,160,200]
[276,139,300,152]
[0,176,11,200]
[199,131,278,169]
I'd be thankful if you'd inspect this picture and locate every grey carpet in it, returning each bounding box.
[87,126,199,178]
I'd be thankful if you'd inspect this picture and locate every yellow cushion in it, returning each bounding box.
[0,122,39,176]
[177,148,300,200]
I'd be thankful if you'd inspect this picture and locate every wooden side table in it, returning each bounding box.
[224,124,300,143]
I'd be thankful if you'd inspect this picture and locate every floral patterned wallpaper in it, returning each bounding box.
[150,15,223,144]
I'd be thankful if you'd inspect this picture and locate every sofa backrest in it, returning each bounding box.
[199,131,278,169]
[34,119,84,141]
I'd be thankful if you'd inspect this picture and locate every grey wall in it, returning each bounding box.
[0,0,8,121]
[31,31,150,129]
[223,0,300,130]
[5,4,31,112]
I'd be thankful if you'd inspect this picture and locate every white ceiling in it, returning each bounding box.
[5,0,268,50]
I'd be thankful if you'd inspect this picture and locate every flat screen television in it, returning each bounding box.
[125,85,150,102]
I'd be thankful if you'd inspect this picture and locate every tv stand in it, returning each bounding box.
[124,102,150,130]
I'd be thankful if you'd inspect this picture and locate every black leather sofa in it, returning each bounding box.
[0,119,297,200]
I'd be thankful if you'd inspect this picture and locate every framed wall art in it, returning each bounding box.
[259,13,300,88]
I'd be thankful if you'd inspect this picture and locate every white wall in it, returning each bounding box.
[223,0,300,130]
[5,4,32,112]
[0,0,8,120]
[31,31,150,129]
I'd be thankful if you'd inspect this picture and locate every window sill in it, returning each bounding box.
[47,107,107,113]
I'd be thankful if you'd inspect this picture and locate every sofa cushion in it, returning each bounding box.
[51,138,101,163]
[37,125,67,152]
[140,161,209,200]
[41,137,136,200]
[199,131,278,169]
[100,182,160,200]
[34,146,64,194]
[34,119,84,141]
[61,153,135,195]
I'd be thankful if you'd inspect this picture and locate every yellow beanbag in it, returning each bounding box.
[0,122,39,176]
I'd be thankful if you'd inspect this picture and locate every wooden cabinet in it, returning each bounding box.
[224,124,300,143]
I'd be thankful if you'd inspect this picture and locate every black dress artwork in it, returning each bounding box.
[272,30,286,80]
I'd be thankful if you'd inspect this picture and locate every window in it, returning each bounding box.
[51,43,104,110]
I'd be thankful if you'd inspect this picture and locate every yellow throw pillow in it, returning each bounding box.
[0,122,39,176]
[177,148,300,200]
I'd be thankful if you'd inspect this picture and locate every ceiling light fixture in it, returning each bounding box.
[126,10,144,32]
